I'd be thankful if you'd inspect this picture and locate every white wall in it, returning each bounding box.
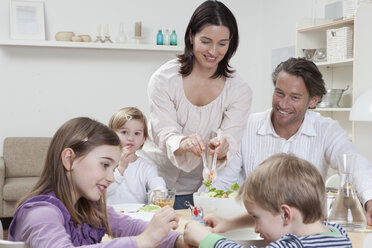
[260,0,318,108]
[0,0,316,155]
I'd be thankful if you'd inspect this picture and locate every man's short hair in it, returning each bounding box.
[237,153,325,224]
[272,57,326,99]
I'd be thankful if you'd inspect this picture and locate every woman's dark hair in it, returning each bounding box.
[272,57,326,99]
[178,0,239,78]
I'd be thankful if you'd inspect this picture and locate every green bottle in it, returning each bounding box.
[170,30,177,46]
[157,30,163,45]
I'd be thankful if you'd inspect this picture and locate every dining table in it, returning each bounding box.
[107,204,372,247]
[174,209,372,248]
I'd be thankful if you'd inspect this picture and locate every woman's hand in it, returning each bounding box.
[183,221,212,247]
[135,206,179,248]
[178,133,206,157]
[208,136,229,160]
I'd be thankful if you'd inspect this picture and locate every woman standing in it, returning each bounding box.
[141,0,252,209]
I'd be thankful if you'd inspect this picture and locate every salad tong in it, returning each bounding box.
[202,129,221,185]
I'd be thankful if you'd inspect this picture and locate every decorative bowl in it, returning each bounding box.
[317,86,349,108]
[193,192,260,240]
[71,36,82,42]
[314,48,327,62]
[79,34,92,42]
[55,32,75,41]
[302,49,317,61]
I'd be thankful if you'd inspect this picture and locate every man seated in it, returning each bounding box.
[211,57,372,225]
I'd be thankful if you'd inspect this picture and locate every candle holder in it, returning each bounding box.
[103,35,113,43]
[95,36,104,43]
[133,36,143,44]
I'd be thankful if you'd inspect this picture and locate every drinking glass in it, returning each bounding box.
[151,189,176,208]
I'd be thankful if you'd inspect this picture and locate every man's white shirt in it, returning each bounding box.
[212,109,372,205]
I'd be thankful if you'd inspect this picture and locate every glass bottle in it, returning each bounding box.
[163,29,170,45]
[116,23,127,44]
[170,30,177,46]
[327,154,367,231]
[156,29,163,45]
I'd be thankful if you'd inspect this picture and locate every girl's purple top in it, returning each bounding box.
[8,192,179,247]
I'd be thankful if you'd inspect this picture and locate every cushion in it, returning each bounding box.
[3,137,51,177]
[3,177,39,201]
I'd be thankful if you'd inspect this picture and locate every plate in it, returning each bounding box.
[110,203,155,222]
[111,203,144,213]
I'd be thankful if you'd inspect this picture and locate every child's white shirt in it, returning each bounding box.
[107,156,167,205]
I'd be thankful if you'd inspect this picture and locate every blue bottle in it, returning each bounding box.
[156,30,163,45]
[170,30,177,46]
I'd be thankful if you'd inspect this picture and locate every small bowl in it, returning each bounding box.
[302,49,316,61]
[314,48,327,62]
[79,34,92,42]
[317,86,349,108]
[55,32,75,41]
[71,36,82,42]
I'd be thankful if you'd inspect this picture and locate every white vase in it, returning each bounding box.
[116,23,127,43]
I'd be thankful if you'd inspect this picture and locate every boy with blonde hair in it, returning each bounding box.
[184,153,351,247]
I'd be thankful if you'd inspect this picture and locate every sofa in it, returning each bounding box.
[0,137,51,218]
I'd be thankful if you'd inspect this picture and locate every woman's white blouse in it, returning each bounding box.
[140,59,252,194]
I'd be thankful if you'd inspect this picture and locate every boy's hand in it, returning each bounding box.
[204,214,229,233]
[184,221,212,247]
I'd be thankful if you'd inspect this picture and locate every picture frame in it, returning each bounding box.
[10,0,45,40]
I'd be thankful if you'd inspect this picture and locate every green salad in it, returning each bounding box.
[138,205,161,212]
[200,182,239,198]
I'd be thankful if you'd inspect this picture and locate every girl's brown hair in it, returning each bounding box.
[16,117,121,236]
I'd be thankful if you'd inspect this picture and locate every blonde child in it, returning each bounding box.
[107,107,166,205]
[8,117,183,247]
[184,153,351,248]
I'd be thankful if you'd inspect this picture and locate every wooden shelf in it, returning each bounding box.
[297,18,354,33]
[315,58,353,67]
[0,39,184,52]
[313,108,351,112]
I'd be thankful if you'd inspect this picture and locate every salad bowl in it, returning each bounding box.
[193,192,246,218]
[193,193,260,240]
